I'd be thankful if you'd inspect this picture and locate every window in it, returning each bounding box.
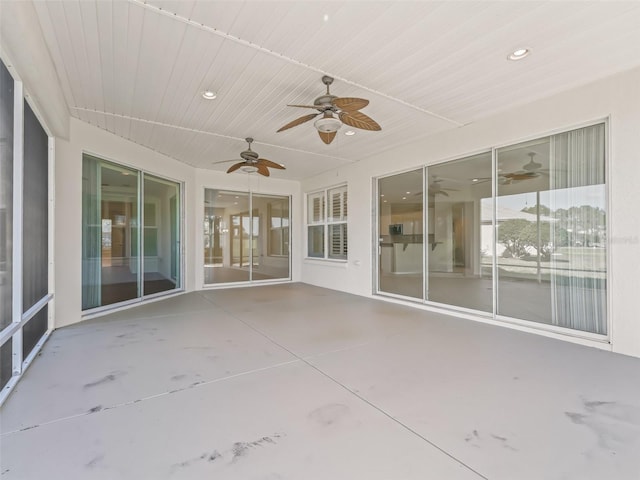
[307,185,348,260]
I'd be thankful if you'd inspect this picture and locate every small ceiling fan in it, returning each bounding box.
[277,75,381,145]
[213,138,285,177]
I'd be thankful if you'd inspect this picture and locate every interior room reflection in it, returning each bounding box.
[204,189,290,284]
[378,169,424,299]
[427,152,493,313]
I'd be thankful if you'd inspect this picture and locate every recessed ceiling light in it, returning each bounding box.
[344,130,356,136]
[323,13,329,22]
[383,200,387,203]
[406,191,410,194]
[508,48,530,61]
[402,196,407,200]
[380,194,385,197]
[202,90,217,100]
[472,178,479,182]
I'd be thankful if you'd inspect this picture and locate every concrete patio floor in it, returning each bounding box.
[1,283,639,479]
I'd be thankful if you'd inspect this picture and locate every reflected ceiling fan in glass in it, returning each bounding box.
[414,176,459,197]
[475,152,548,185]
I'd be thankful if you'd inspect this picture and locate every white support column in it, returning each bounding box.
[422,167,428,302]
[48,136,55,331]
[491,148,498,319]
[11,80,24,375]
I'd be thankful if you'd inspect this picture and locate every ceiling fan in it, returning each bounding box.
[277,75,381,145]
[213,138,285,177]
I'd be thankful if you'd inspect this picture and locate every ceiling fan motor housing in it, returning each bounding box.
[240,149,259,163]
[314,94,338,109]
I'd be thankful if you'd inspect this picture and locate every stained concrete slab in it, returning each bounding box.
[2,284,640,479]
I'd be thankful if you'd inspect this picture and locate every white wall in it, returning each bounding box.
[301,66,640,358]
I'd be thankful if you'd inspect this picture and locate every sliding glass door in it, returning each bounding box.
[375,122,608,337]
[204,189,290,285]
[82,155,181,311]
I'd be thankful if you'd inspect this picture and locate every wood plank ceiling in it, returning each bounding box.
[32,0,640,180]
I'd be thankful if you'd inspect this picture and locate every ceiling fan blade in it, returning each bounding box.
[333,97,369,111]
[505,172,540,181]
[318,130,337,145]
[256,164,270,177]
[258,158,285,170]
[339,111,381,131]
[227,162,245,173]
[287,104,324,110]
[277,113,319,132]
[212,159,240,165]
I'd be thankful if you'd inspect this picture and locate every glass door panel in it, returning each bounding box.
[495,124,607,334]
[143,174,180,296]
[252,194,290,280]
[82,157,140,309]
[99,163,140,306]
[426,152,493,312]
[377,169,424,299]
[204,189,250,284]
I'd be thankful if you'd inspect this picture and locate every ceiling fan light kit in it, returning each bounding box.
[314,115,342,133]
[277,75,381,144]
